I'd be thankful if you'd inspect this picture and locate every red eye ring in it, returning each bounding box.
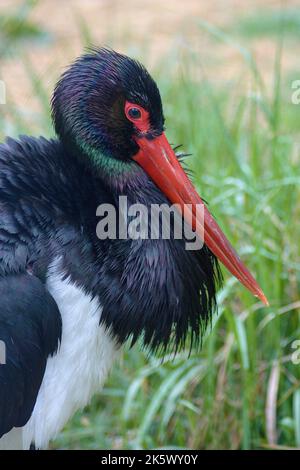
[125,101,150,133]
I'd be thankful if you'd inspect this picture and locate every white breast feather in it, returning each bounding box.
[22,258,118,449]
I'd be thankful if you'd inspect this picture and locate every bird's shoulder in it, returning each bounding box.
[0,134,111,218]
[0,135,78,204]
[0,135,110,276]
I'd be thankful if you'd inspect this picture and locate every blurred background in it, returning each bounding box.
[0,0,299,450]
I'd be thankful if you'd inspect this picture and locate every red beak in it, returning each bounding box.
[133,132,268,306]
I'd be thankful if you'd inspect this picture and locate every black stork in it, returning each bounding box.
[0,48,268,450]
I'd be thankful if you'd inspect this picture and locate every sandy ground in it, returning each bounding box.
[0,0,298,117]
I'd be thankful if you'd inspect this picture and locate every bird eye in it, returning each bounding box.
[125,101,149,132]
[128,107,141,120]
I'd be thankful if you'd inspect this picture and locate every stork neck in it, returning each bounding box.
[73,141,144,194]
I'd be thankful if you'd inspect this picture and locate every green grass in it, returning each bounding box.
[232,9,300,38]
[0,0,50,57]
[1,15,300,450]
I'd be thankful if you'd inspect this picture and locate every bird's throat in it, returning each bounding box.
[77,141,142,192]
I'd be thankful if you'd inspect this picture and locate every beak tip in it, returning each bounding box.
[256,290,269,306]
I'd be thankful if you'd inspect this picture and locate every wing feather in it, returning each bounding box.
[0,274,61,438]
